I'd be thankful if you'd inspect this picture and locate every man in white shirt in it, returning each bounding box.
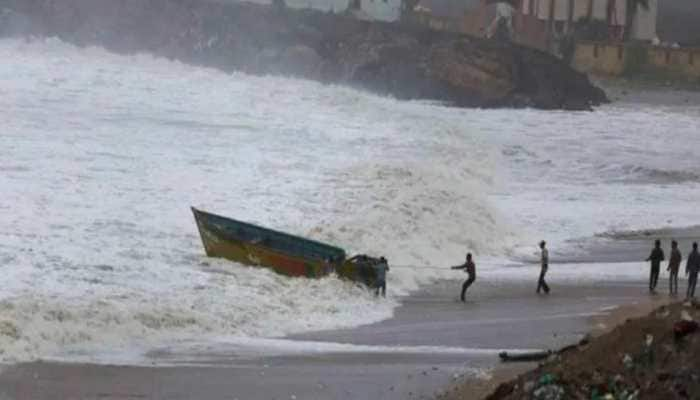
[486,2,515,38]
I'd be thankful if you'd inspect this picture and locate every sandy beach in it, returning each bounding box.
[2,30,699,400]
[0,277,671,400]
[439,291,672,400]
[476,300,700,399]
[2,227,687,399]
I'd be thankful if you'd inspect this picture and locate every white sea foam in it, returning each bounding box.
[1,37,700,363]
[47,337,541,366]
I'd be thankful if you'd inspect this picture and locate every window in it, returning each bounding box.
[593,44,599,58]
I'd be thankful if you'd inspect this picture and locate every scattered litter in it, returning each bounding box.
[523,380,535,393]
[481,303,700,400]
[475,369,493,380]
[681,310,694,322]
[532,383,564,400]
[673,320,699,340]
[578,334,591,346]
[641,334,655,366]
[539,373,554,386]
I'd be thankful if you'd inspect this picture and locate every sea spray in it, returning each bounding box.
[1,38,700,363]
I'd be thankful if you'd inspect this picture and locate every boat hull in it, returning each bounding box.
[192,207,342,278]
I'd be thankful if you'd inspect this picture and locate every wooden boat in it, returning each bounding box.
[191,207,377,285]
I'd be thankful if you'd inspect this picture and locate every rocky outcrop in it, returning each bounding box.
[0,0,608,110]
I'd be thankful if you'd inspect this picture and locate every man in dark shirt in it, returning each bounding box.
[686,242,700,299]
[451,253,476,302]
[537,240,550,294]
[373,257,390,298]
[646,239,665,293]
[667,240,682,296]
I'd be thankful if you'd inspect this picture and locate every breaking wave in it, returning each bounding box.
[594,164,700,185]
[2,37,700,363]
[0,38,513,362]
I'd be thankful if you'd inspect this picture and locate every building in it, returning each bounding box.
[409,0,488,36]
[569,1,700,81]
[403,0,659,52]
[514,0,659,51]
[630,0,658,42]
[346,0,403,22]
[239,0,402,22]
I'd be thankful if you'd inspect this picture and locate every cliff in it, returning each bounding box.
[0,0,608,110]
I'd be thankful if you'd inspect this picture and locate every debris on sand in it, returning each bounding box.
[485,302,700,400]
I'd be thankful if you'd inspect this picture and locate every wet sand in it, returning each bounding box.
[559,225,700,264]
[0,278,668,400]
[593,77,700,106]
[439,292,671,400]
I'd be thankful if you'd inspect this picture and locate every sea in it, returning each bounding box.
[1,37,699,363]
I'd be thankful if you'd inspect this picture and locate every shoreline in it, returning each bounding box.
[0,230,693,399]
[437,288,671,400]
[478,300,700,399]
[0,279,667,400]
[449,224,694,400]
[0,0,606,110]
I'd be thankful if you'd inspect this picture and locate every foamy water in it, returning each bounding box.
[1,38,700,362]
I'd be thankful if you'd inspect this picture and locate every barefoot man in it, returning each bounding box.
[451,253,476,302]
[686,242,700,300]
[667,240,682,296]
[646,239,664,293]
[537,240,550,294]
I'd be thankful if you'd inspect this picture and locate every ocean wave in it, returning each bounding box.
[596,164,700,185]
[0,37,515,362]
[0,262,397,363]
[3,36,700,365]
[596,225,700,241]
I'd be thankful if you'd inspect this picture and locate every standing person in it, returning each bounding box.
[646,239,665,293]
[667,240,682,296]
[451,253,476,302]
[373,256,389,298]
[686,242,700,300]
[537,240,550,294]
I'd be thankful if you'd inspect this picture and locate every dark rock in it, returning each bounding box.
[278,45,323,78]
[0,0,608,110]
[485,382,515,400]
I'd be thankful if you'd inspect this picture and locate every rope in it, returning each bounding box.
[389,264,454,271]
